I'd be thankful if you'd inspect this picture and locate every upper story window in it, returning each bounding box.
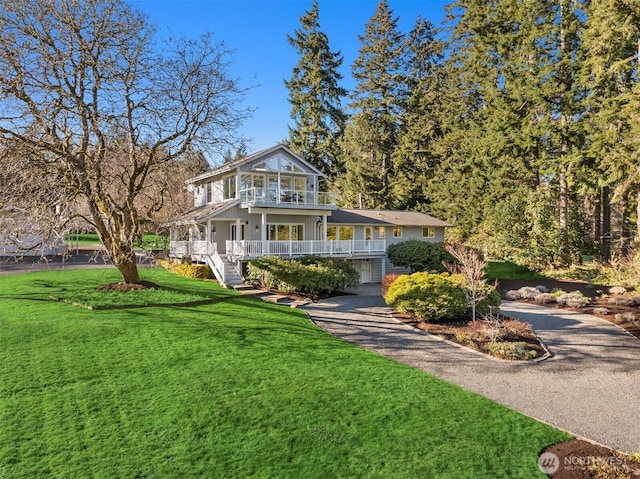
[378,226,386,238]
[206,183,212,203]
[422,227,435,238]
[222,176,236,200]
[393,227,402,238]
[253,155,305,174]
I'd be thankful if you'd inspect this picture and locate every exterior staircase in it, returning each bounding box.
[205,252,244,288]
[222,260,244,287]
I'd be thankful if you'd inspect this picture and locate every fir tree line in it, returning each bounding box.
[284,0,640,269]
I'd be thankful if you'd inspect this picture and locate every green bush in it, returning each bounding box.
[387,240,452,273]
[384,272,468,321]
[247,256,359,297]
[384,272,501,322]
[157,260,213,279]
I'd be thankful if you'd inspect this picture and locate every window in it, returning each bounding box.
[422,227,435,238]
[339,226,353,240]
[378,226,385,238]
[206,183,212,203]
[222,176,236,200]
[327,226,353,240]
[393,227,402,238]
[267,224,304,241]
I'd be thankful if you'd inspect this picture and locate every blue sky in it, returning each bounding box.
[130,0,449,163]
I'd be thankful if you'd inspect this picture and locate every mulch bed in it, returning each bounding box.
[543,439,640,478]
[392,311,548,360]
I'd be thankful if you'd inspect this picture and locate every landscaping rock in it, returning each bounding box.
[609,286,627,295]
[534,293,556,304]
[518,286,542,300]
[505,290,521,300]
[556,293,589,308]
[608,296,636,306]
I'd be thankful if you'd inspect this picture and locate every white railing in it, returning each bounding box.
[206,249,226,284]
[169,241,190,258]
[169,240,216,260]
[224,239,386,259]
[240,188,336,208]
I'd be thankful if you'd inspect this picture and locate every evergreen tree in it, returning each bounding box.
[391,16,444,211]
[580,0,640,251]
[339,0,406,208]
[285,0,347,177]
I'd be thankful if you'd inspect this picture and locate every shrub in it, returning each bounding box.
[486,341,537,360]
[384,272,500,322]
[246,256,358,297]
[384,272,468,321]
[381,274,401,297]
[156,260,212,279]
[386,240,452,273]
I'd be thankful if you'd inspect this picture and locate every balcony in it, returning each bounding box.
[240,188,336,209]
[225,239,386,260]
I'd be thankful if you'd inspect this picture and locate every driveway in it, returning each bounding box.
[302,285,640,454]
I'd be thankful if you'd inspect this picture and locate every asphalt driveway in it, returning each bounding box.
[302,285,640,454]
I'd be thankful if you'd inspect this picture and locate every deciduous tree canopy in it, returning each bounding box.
[0,0,250,283]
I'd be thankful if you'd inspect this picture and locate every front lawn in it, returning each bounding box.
[0,268,569,478]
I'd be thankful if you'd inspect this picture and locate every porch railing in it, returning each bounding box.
[225,239,386,259]
[240,188,336,208]
[169,240,216,259]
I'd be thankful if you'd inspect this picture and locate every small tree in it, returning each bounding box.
[443,243,499,321]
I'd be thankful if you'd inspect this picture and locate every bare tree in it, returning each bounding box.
[0,0,250,283]
[443,243,497,321]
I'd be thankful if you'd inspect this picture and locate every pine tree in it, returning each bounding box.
[391,16,444,211]
[285,0,347,177]
[581,0,640,251]
[340,0,406,208]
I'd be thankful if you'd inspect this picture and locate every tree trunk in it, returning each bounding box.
[593,192,602,262]
[109,243,141,284]
[637,189,640,245]
[601,186,611,262]
[558,165,571,266]
[619,194,630,256]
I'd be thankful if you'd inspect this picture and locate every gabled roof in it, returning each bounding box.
[186,144,326,184]
[330,209,452,227]
[163,200,240,226]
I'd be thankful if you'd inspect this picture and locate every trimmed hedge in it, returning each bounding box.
[386,240,452,273]
[384,272,501,322]
[247,255,358,297]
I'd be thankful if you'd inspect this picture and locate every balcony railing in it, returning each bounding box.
[226,239,386,260]
[240,188,336,208]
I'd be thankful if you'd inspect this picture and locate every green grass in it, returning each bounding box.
[0,268,570,478]
[485,261,548,281]
[65,233,168,250]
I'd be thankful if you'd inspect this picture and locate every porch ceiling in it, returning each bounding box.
[163,200,240,226]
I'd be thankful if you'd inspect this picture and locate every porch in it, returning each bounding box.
[169,239,386,261]
[225,239,386,260]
